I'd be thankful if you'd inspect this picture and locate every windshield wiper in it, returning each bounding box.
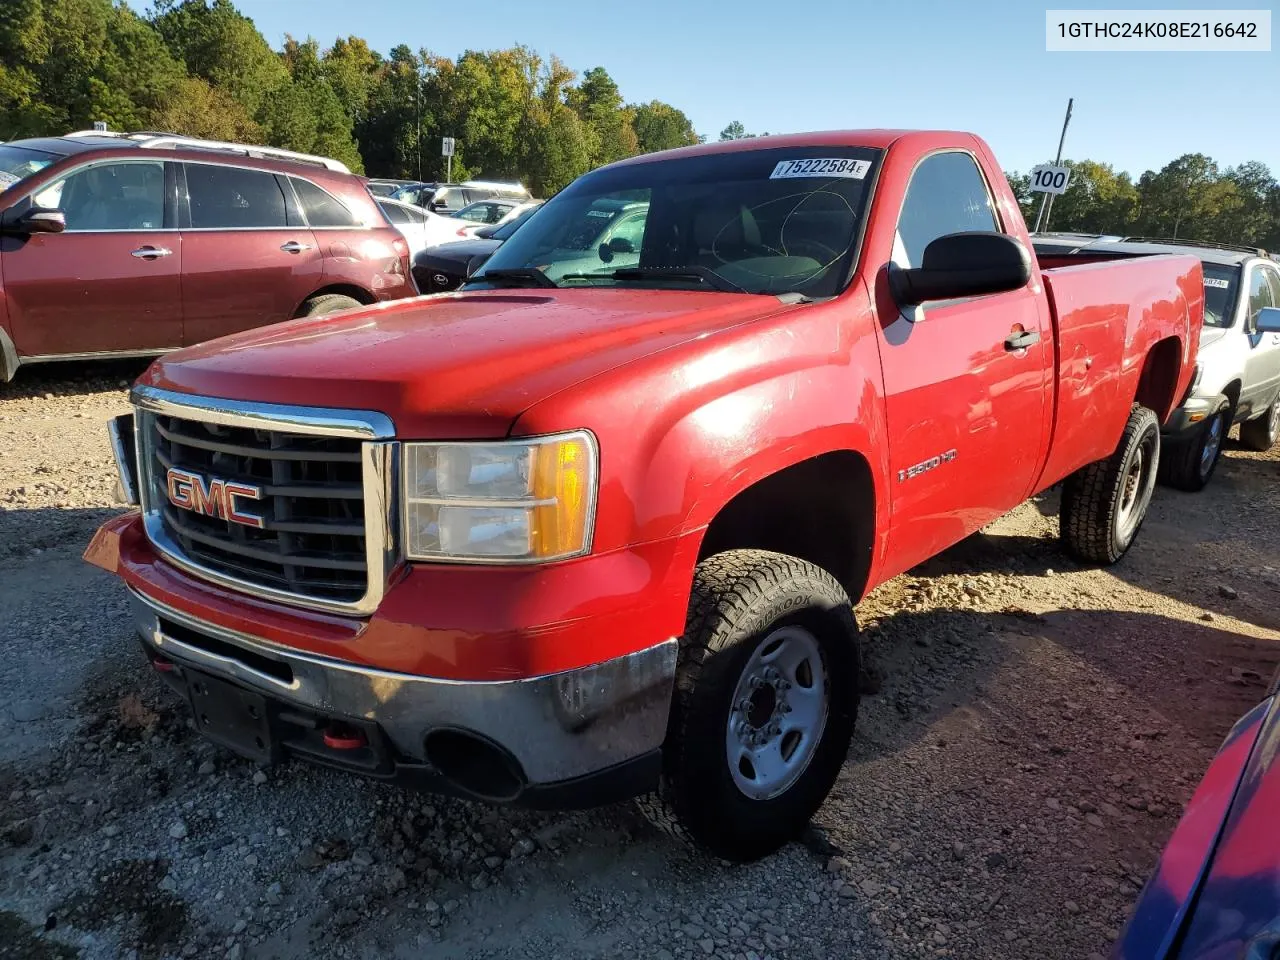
[471,267,557,289]
[558,266,748,294]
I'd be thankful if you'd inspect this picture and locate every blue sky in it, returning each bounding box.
[226,0,1277,177]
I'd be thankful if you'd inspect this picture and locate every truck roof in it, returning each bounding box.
[608,129,933,168]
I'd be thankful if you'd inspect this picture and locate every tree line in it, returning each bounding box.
[1006,156,1280,250]
[0,0,699,195]
[1,1,1276,248]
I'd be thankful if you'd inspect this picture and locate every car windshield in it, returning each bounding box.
[473,146,882,297]
[0,143,62,193]
[1203,263,1241,328]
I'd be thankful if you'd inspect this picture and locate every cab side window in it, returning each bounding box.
[895,152,999,268]
[33,160,166,232]
[1245,265,1277,332]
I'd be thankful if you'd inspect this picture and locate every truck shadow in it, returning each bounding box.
[914,464,1280,635]
[854,603,1278,764]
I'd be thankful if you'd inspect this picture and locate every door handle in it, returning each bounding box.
[131,246,172,260]
[1004,329,1041,351]
[280,241,313,254]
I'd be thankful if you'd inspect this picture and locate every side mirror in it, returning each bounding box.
[890,231,1030,307]
[464,253,490,278]
[1256,306,1280,334]
[597,236,634,264]
[7,207,66,235]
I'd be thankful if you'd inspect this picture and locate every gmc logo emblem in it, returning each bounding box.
[165,468,265,529]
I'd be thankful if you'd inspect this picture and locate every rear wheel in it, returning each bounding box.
[1160,396,1230,491]
[636,550,859,862]
[1060,405,1160,564]
[295,293,364,318]
[1239,400,1280,451]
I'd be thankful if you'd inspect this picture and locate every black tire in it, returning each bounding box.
[636,549,860,862]
[1239,399,1280,452]
[1060,405,1160,565]
[295,293,364,318]
[1159,396,1230,491]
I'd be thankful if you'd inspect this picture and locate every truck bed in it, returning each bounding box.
[1035,252,1204,489]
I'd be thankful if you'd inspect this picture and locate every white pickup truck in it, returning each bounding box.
[1033,236,1280,490]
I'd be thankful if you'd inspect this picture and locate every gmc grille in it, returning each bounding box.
[135,402,392,612]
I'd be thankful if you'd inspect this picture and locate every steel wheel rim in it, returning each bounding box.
[1117,432,1157,539]
[725,625,829,801]
[1270,403,1279,441]
[1200,413,1224,478]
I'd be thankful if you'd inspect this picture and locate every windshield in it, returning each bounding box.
[0,144,62,193]
[1203,263,1241,328]
[473,146,882,297]
[392,185,434,206]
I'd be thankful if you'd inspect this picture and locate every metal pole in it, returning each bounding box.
[1032,97,1073,234]
[447,151,452,183]
[415,71,422,181]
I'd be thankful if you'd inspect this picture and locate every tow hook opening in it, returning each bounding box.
[424,728,526,802]
[150,655,176,673]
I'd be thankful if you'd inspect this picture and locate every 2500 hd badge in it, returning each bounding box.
[898,449,958,483]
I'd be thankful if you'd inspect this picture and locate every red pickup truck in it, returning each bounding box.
[86,130,1202,862]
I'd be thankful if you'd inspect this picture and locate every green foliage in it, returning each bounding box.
[631,101,698,154]
[1009,154,1279,250]
[4,0,1274,252]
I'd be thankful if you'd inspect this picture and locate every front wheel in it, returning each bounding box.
[1160,396,1230,491]
[1239,399,1280,452]
[1060,405,1160,564]
[636,550,859,862]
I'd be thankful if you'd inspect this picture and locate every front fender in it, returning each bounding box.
[512,293,890,564]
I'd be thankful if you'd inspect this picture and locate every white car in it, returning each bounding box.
[1033,236,1280,490]
[376,198,485,255]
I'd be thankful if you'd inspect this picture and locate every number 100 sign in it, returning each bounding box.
[1030,164,1071,195]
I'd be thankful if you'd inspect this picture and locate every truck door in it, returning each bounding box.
[1241,262,1280,416]
[875,151,1051,573]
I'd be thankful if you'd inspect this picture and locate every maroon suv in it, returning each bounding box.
[0,131,415,382]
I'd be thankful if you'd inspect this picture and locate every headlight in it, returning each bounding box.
[402,431,597,562]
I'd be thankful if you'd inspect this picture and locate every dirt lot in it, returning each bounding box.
[2,361,1278,960]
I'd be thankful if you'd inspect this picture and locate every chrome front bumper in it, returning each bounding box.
[130,589,677,790]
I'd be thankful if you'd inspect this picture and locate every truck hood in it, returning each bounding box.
[139,289,792,438]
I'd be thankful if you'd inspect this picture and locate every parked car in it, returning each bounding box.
[90,129,1201,863]
[1113,667,1280,960]
[391,179,530,215]
[450,197,525,228]
[364,178,418,198]
[411,203,542,293]
[0,130,415,382]
[376,196,440,258]
[1035,234,1280,489]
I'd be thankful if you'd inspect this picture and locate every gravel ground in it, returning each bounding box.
[2,361,1279,960]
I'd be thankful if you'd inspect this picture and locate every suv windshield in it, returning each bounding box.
[474,146,882,297]
[0,144,62,193]
[1203,263,1241,328]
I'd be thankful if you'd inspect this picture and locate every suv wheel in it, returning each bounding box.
[1160,396,1230,491]
[1060,405,1160,564]
[1239,400,1280,451]
[635,550,859,862]
[296,294,363,318]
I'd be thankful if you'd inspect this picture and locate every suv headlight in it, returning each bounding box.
[402,432,597,562]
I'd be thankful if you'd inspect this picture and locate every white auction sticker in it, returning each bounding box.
[770,158,870,180]
[1204,277,1231,289]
